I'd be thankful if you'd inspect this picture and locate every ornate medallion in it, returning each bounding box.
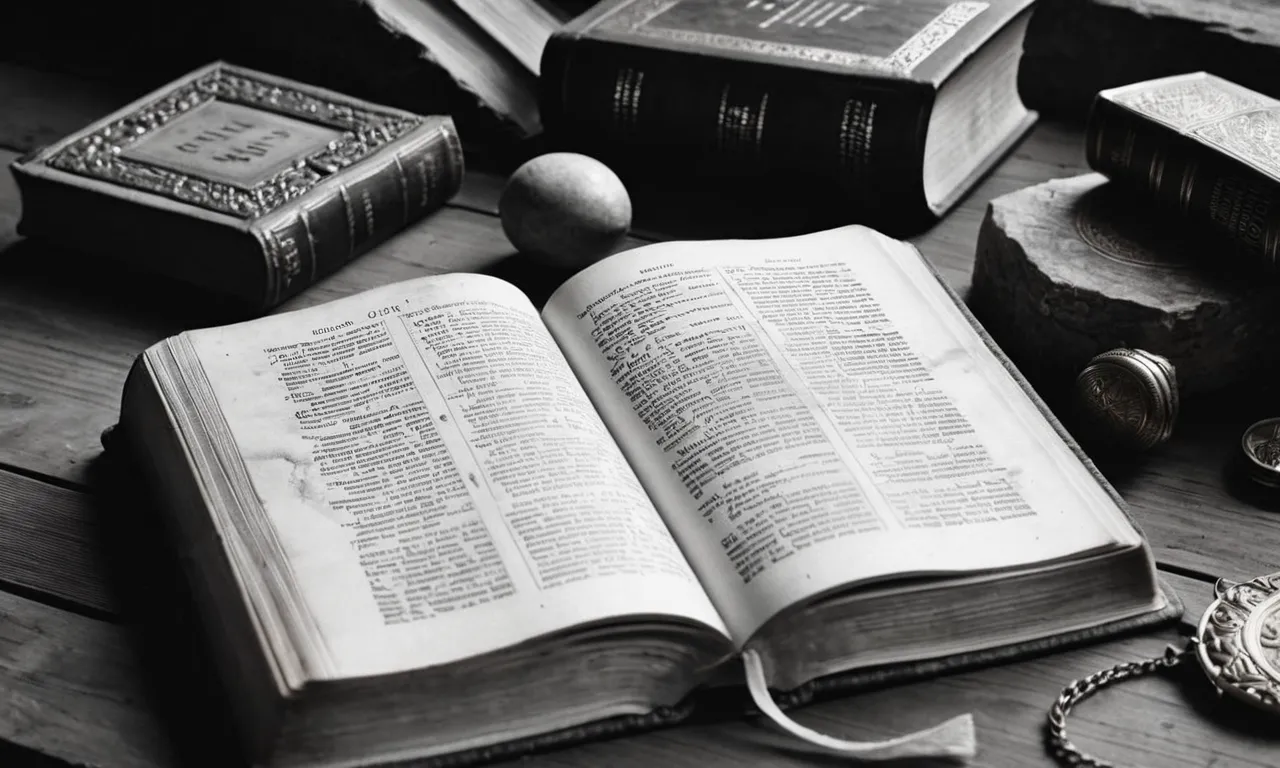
[1196,573,1280,714]
[1073,187,1195,270]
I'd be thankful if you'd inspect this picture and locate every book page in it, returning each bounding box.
[542,226,1140,645]
[187,274,728,679]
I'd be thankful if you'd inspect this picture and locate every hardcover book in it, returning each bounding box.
[111,225,1179,766]
[541,0,1039,234]
[1020,0,1280,122]
[1085,72,1280,273]
[9,62,464,313]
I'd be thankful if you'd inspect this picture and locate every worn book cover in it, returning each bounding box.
[542,0,1038,234]
[10,62,463,313]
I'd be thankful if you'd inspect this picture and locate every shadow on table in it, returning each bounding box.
[88,450,246,767]
[0,238,260,332]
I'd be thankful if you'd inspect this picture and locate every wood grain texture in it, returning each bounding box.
[0,590,177,768]
[0,469,117,616]
[0,568,1258,768]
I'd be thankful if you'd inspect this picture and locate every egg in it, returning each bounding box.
[499,153,632,269]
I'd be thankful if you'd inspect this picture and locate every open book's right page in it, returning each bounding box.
[542,225,1143,647]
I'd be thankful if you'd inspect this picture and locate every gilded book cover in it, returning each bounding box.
[11,61,464,312]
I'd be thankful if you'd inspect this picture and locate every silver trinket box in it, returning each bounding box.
[1074,348,1178,450]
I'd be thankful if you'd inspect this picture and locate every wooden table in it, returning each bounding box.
[1,61,1279,768]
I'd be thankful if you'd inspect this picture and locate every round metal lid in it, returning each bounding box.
[1075,348,1179,450]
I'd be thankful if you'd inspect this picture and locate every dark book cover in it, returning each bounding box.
[541,0,1037,236]
[1086,72,1280,273]
[1021,0,1280,123]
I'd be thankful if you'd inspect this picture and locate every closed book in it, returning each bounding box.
[540,0,1038,235]
[1086,72,1280,273]
[108,225,1178,766]
[10,62,464,314]
[1020,0,1280,122]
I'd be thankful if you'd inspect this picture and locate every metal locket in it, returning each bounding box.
[1047,572,1280,766]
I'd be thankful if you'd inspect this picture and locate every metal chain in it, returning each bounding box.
[1046,641,1197,768]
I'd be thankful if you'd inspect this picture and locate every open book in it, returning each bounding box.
[115,226,1179,767]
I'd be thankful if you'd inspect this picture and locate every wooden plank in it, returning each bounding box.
[0,470,117,616]
[2,570,1275,768]
[0,590,178,767]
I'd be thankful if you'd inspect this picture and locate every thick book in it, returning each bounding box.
[10,62,464,314]
[1085,72,1280,273]
[112,226,1180,766]
[540,0,1038,235]
[1020,0,1280,122]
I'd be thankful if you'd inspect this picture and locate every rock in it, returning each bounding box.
[499,153,632,269]
[969,173,1280,395]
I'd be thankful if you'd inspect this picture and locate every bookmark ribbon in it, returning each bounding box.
[742,649,976,762]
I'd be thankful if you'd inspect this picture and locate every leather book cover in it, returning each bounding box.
[541,0,1037,235]
[10,62,464,313]
[555,0,1032,85]
[1086,72,1280,271]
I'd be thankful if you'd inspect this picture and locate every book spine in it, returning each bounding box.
[1085,96,1280,271]
[540,35,933,230]
[251,120,465,310]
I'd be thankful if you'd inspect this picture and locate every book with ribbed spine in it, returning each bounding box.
[1086,72,1280,273]
[9,61,464,314]
[540,0,1038,234]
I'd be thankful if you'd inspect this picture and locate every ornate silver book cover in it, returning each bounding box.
[11,61,463,310]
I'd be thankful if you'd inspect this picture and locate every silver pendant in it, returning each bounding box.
[1047,572,1280,767]
[1196,573,1280,713]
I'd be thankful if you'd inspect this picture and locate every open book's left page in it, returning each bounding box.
[181,273,728,681]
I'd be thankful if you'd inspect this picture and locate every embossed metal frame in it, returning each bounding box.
[1196,573,1280,714]
[590,0,989,74]
[44,64,424,220]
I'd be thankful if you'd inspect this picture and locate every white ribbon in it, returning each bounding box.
[742,648,976,762]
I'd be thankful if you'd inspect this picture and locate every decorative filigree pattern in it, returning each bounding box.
[44,65,423,220]
[1078,368,1149,434]
[593,0,987,75]
[1194,108,1280,181]
[1112,75,1268,132]
[882,2,987,72]
[1196,572,1280,713]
